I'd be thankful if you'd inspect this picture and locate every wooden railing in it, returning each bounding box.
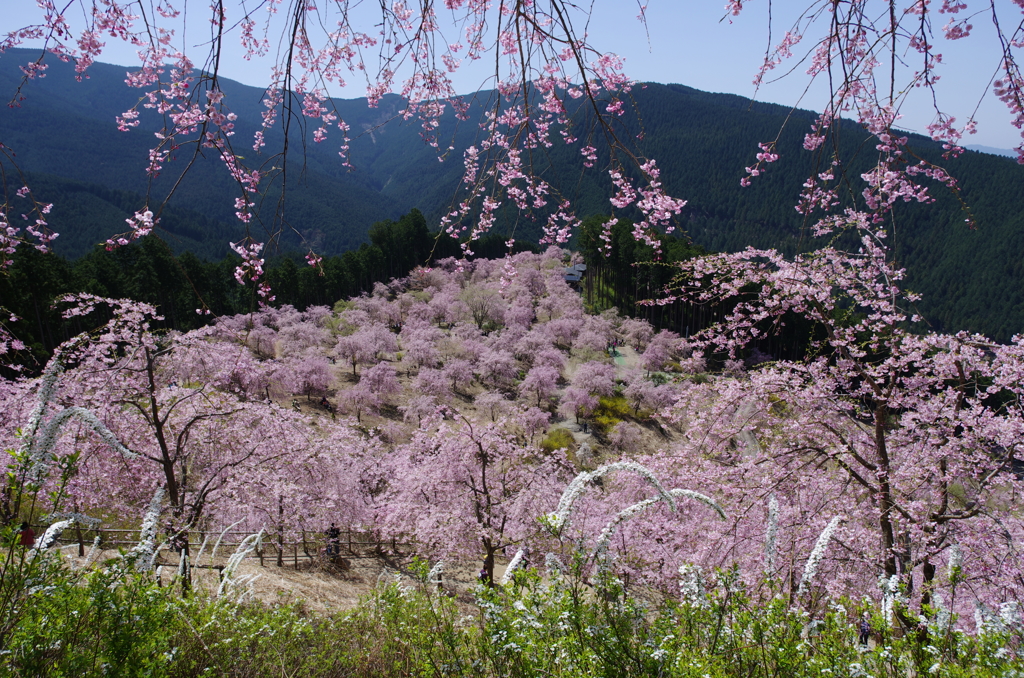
[47,526,412,570]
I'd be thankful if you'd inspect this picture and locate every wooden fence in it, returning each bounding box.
[46,526,412,571]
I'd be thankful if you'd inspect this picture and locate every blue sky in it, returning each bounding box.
[3,0,1018,148]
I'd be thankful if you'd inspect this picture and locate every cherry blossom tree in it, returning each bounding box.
[400,323,443,372]
[360,362,401,405]
[0,296,335,589]
[400,394,439,426]
[474,391,507,422]
[474,348,518,389]
[662,221,1024,627]
[637,329,677,376]
[622,371,676,417]
[561,361,616,423]
[380,414,570,585]
[340,383,377,424]
[619,318,655,352]
[519,364,560,408]
[412,367,450,401]
[226,423,384,556]
[282,350,333,402]
[333,328,378,378]
[442,357,475,395]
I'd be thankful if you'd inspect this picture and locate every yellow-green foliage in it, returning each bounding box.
[592,395,631,434]
[332,299,355,313]
[540,428,575,454]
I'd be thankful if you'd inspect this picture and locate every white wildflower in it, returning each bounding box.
[31,519,73,552]
[82,536,101,567]
[679,563,706,607]
[27,408,134,485]
[848,662,869,678]
[42,512,101,529]
[947,543,962,582]
[427,560,444,587]
[211,520,244,562]
[881,574,902,625]
[592,488,724,563]
[668,488,726,519]
[1000,601,1021,630]
[545,552,564,579]
[500,550,524,585]
[764,494,779,575]
[932,592,951,632]
[194,535,210,567]
[129,487,165,571]
[218,530,263,598]
[797,515,843,595]
[553,461,677,531]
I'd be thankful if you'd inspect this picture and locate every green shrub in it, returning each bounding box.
[3,550,1023,678]
[2,553,179,677]
[592,394,632,434]
[540,427,575,454]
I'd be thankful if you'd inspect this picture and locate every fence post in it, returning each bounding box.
[276,496,284,567]
[75,522,84,557]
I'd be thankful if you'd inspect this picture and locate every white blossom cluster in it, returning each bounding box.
[42,512,101,530]
[678,563,706,607]
[592,488,724,562]
[129,488,165,571]
[797,515,843,596]
[31,519,74,552]
[218,530,264,599]
[21,339,134,486]
[553,461,677,532]
[881,574,902,625]
[499,550,524,585]
[427,560,445,587]
[947,543,962,582]
[764,494,779,575]
[544,552,564,579]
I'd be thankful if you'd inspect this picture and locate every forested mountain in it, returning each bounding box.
[2,48,1024,339]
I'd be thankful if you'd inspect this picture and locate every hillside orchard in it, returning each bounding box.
[0,241,1021,641]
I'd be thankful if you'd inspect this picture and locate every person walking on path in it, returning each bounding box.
[326,523,341,557]
[17,522,35,548]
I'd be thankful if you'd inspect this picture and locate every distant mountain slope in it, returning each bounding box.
[967,144,1017,158]
[2,49,1024,340]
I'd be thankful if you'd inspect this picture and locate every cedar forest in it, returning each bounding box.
[1,2,1024,677]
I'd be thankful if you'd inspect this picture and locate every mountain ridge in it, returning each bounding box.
[1,48,1023,339]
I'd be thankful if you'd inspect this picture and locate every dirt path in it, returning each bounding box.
[64,547,503,613]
